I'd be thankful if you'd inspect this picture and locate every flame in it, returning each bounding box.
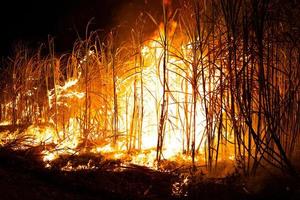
[0,18,236,171]
[0,121,11,126]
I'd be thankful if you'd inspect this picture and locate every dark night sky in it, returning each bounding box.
[0,0,161,57]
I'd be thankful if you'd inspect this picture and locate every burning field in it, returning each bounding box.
[0,0,299,199]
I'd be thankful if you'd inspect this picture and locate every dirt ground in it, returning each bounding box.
[0,147,299,200]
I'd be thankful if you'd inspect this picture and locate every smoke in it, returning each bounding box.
[111,0,166,43]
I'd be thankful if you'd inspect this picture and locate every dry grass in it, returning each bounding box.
[0,0,299,176]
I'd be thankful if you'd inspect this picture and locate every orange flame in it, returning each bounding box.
[0,16,237,171]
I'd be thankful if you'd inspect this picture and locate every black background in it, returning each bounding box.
[0,0,162,57]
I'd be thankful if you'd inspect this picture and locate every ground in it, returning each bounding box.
[0,147,299,200]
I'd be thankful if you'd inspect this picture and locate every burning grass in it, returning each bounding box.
[0,144,299,200]
[0,0,300,198]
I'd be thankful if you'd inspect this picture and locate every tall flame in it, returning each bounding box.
[0,18,236,171]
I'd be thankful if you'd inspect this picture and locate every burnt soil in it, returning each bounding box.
[0,147,299,200]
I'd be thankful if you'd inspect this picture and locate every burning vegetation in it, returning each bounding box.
[0,0,299,199]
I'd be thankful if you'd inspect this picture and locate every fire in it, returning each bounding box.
[0,16,236,171]
[0,0,297,186]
